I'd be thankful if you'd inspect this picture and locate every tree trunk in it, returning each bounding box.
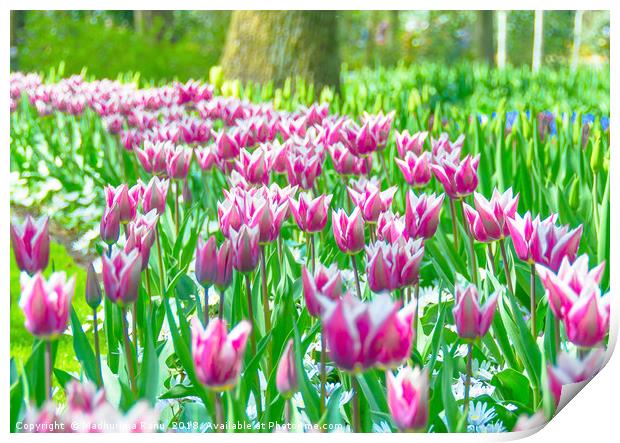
[532,10,544,72]
[220,11,340,92]
[571,10,584,72]
[134,10,174,41]
[476,11,495,65]
[496,11,507,68]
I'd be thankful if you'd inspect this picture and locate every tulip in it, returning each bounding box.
[213,130,241,160]
[363,111,394,148]
[22,402,64,433]
[101,248,142,306]
[135,140,168,174]
[100,202,121,245]
[66,380,106,414]
[452,285,497,340]
[285,149,323,190]
[165,145,192,179]
[195,236,233,290]
[289,193,333,233]
[350,121,379,156]
[236,147,271,185]
[328,142,371,176]
[195,145,217,171]
[104,184,139,222]
[253,195,289,244]
[366,238,425,292]
[320,293,415,372]
[547,349,606,407]
[376,210,406,243]
[395,130,428,157]
[405,191,445,239]
[141,177,170,215]
[563,282,610,347]
[386,366,429,431]
[332,207,365,254]
[431,133,464,159]
[506,212,582,271]
[20,272,75,338]
[85,263,102,310]
[302,263,343,317]
[536,255,605,320]
[348,182,397,223]
[191,317,251,390]
[276,339,298,398]
[10,215,50,275]
[462,188,519,242]
[431,153,480,199]
[229,225,260,273]
[395,151,432,188]
[125,216,157,272]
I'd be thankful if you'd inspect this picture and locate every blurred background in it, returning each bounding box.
[10,10,610,86]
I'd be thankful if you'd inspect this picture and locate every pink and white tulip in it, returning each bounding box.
[302,263,343,317]
[10,215,50,275]
[463,188,519,242]
[395,151,432,188]
[289,192,333,233]
[431,152,480,199]
[452,285,497,340]
[386,366,429,431]
[332,207,366,255]
[102,248,142,306]
[405,191,445,239]
[195,236,234,290]
[276,339,298,398]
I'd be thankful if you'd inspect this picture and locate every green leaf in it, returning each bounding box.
[491,368,533,408]
[70,307,99,383]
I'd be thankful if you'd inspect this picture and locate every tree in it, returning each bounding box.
[496,11,507,68]
[532,10,544,72]
[476,11,495,65]
[220,11,340,92]
[571,10,584,72]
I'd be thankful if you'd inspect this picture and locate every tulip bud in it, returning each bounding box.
[102,248,142,306]
[564,283,609,347]
[452,285,497,340]
[85,263,102,310]
[19,272,75,338]
[386,366,429,431]
[276,339,298,398]
[229,225,260,273]
[142,177,170,215]
[332,207,365,255]
[289,193,333,233]
[590,139,604,173]
[405,191,445,239]
[192,317,251,390]
[547,349,605,407]
[100,203,121,245]
[182,179,192,205]
[568,178,580,210]
[195,236,234,290]
[302,263,343,316]
[10,215,50,275]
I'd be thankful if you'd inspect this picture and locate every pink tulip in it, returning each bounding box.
[19,272,75,338]
[289,193,333,233]
[104,184,140,222]
[141,177,169,215]
[431,133,464,159]
[66,380,107,414]
[506,212,582,271]
[405,191,445,239]
[195,145,217,171]
[191,317,251,390]
[100,194,123,243]
[229,225,260,273]
[124,210,159,271]
[386,366,429,431]
[10,215,50,275]
[102,248,142,306]
[235,147,271,185]
[564,282,609,347]
[213,130,242,160]
[252,194,289,244]
[328,142,372,176]
[395,151,432,187]
[320,293,415,372]
[366,238,425,292]
[547,349,606,407]
[350,121,379,156]
[452,285,497,340]
[395,130,428,157]
[363,111,394,148]
[536,255,605,320]
[376,210,407,243]
[302,263,343,317]
[135,140,168,174]
[195,236,234,290]
[463,188,519,242]
[276,339,298,398]
[332,207,366,254]
[431,152,480,199]
[165,145,192,179]
[348,182,397,223]
[22,402,65,433]
[285,149,323,190]
[85,263,102,309]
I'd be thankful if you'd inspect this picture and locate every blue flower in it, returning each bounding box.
[601,116,609,132]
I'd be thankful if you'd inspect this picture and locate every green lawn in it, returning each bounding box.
[10,241,95,386]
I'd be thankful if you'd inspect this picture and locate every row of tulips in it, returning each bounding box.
[10,72,610,433]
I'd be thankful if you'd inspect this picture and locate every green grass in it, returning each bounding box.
[10,241,95,384]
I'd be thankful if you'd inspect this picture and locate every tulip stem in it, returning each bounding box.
[174,180,180,237]
[412,282,420,352]
[351,375,362,433]
[44,340,52,399]
[284,398,292,424]
[530,263,537,338]
[244,274,257,355]
[350,254,363,300]
[259,246,272,371]
[145,268,152,306]
[449,198,460,251]
[486,244,496,274]
[218,288,225,320]
[204,284,210,326]
[499,239,514,295]
[378,152,391,187]
[121,307,137,395]
[320,330,327,414]
[310,233,316,273]
[463,342,473,421]
[214,392,224,432]
[554,317,561,357]
[155,228,166,295]
[458,199,478,285]
[93,307,103,387]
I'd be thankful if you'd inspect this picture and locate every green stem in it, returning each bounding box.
[320,330,327,414]
[449,197,460,251]
[350,254,363,300]
[244,274,257,355]
[530,263,537,338]
[121,307,137,395]
[214,392,224,433]
[310,233,316,273]
[499,239,514,296]
[351,375,361,433]
[174,180,180,237]
[93,308,103,387]
[204,284,210,326]
[218,287,225,320]
[463,342,473,422]
[260,246,272,369]
[459,199,478,285]
[486,243,496,274]
[45,340,52,400]
[378,151,391,187]
[412,282,420,351]
[155,228,166,295]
